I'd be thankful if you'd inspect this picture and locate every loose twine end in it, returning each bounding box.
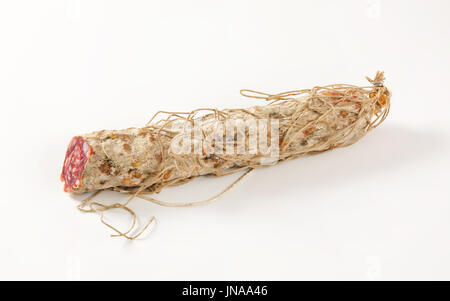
[78,168,253,240]
[366,71,385,87]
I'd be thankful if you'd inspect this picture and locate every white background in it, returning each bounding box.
[0,0,449,280]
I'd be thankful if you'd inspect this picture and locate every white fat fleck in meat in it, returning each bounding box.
[83,141,90,154]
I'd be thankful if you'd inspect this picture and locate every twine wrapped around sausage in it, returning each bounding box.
[62,72,391,239]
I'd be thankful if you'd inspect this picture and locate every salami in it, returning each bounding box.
[61,72,390,197]
[61,136,92,192]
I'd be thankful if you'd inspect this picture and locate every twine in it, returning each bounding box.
[78,72,390,239]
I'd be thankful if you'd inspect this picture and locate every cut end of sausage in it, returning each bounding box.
[60,136,92,192]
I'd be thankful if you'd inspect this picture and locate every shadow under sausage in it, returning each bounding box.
[237,124,442,202]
